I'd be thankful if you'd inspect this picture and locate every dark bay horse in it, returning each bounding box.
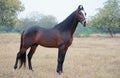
[14,5,86,74]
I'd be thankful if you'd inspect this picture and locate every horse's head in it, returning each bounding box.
[76,5,86,26]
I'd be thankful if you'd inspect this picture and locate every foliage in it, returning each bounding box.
[16,12,58,33]
[75,24,95,37]
[88,0,120,30]
[0,26,14,33]
[0,0,24,27]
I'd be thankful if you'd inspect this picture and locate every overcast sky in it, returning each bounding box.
[19,0,107,22]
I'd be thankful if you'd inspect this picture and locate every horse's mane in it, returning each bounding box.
[54,11,76,32]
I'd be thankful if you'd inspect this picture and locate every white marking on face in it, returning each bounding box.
[81,10,86,18]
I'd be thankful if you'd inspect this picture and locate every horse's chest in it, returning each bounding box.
[58,32,73,46]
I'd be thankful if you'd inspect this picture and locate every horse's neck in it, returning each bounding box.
[54,11,78,36]
[70,20,78,36]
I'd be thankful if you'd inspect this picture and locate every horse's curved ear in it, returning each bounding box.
[78,5,84,10]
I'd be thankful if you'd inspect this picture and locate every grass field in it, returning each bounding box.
[0,33,120,78]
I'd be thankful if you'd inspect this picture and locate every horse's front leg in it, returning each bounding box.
[57,46,68,75]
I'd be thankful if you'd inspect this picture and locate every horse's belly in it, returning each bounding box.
[39,39,58,48]
[36,30,62,48]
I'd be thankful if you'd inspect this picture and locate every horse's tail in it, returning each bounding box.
[19,31,26,69]
[19,52,26,69]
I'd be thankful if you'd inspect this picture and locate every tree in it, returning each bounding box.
[17,12,58,32]
[0,0,24,27]
[89,0,120,37]
[38,15,58,27]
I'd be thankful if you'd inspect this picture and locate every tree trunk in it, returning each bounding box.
[107,28,114,37]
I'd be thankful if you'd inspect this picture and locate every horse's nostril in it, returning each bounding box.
[84,21,86,26]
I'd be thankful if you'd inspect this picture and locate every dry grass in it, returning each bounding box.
[0,33,120,78]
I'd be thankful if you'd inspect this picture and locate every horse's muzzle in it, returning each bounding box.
[82,20,86,27]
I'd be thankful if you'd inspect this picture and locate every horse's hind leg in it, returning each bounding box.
[14,48,27,70]
[28,44,38,71]
[14,52,21,69]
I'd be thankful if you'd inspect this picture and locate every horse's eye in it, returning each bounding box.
[79,11,82,15]
[85,12,87,16]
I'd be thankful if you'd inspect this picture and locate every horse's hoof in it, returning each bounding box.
[29,68,34,71]
[57,70,62,75]
[14,65,17,70]
[31,69,34,72]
